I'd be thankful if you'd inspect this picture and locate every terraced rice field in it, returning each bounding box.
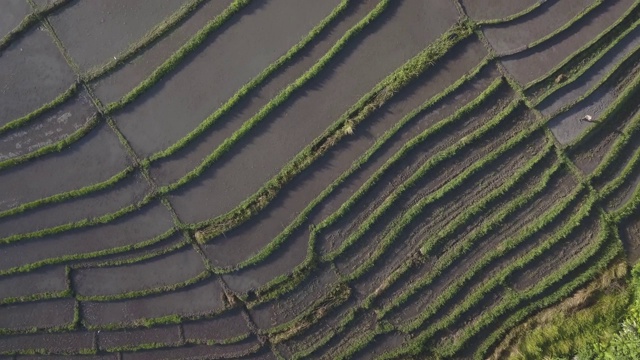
[1,0,640,358]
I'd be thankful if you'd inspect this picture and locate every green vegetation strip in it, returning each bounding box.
[376,150,560,320]
[0,228,177,276]
[247,72,502,304]
[73,238,189,269]
[76,270,211,302]
[377,192,597,359]
[0,83,79,136]
[0,166,135,220]
[534,18,640,106]
[0,0,72,52]
[146,0,352,163]
[474,241,624,359]
[105,0,252,113]
[0,301,80,336]
[564,61,640,150]
[0,193,157,245]
[324,98,521,264]
[211,59,495,273]
[0,114,100,171]
[525,0,640,92]
[499,0,605,57]
[83,0,208,80]
[443,221,620,359]
[190,16,474,238]
[476,0,549,26]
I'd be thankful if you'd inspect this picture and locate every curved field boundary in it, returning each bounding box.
[563,60,640,149]
[209,60,497,274]
[0,228,177,276]
[82,0,209,81]
[0,82,79,136]
[474,237,622,359]
[308,142,558,359]
[525,0,640,92]
[495,0,606,57]
[376,191,596,359]
[474,0,550,26]
[0,114,100,172]
[434,216,617,359]
[614,174,640,220]
[146,0,353,163]
[532,17,640,106]
[188,19,475,239]
[0,0,72,53]
[105,0,252,113]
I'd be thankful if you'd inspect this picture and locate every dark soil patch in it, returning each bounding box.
[119,336,262,360]
[201,38,488,269]
[0,266,67,302]
[0,201,174,273]
[182,308,251,343]
[168,0,459,224]
[113,0,342,158]
[91,0,234,104]
[73,247,206,298]
[47,0,189,71]
[98,325,181,351]
[0,122,131,212]
[0,331,94,355]
[0,26,76,126]
[483,0,592,54]
[0,90,95,162]
[0,170,149,239]
[0,298,75,331]
[620,217,640,264]
[81,277,225,328]
[501,0,634,85]
[461,0,538,22]
[0,0,32,39]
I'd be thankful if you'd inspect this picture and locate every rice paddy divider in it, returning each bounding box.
[564,61,640,150]
[0,228,177,277]
[105,0,252,113]
[72,238,190,269]
[475,0,549,26]
[473,233,622,359]
[210,59,495,273]
[82,0,209,81]
[377,192,596,359]
[146,0,353,164]
[246,73,503,305]
[533,17,640,105]
[434,214,616,358]
[343,120,541,282]
[0,300,80,336]
[0,166,135,220]
[497,0,605,57]
[189,17,474,239]
[0,114,100,172]
[0,82,79,137]
[525,0,640,92]
[375,150,560,320]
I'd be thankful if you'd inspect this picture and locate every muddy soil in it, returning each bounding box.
[168,0,459,224]
[501,0,634,85]
[0,170,149,239]
[98,325,181,351]
[0,332,94,355]
[0,266,67,302]
[80,278,224,328]
[0,298,75,331]
[0,90,95,162]
[461,0,538,22]
[91,0,234,104]
[201,38,488,269]
[73,247,207,297]
[0,201,174,272]
[483,0,593,54]
[47,0,188,71]
[114,0,342,158]
[0,27,76,126]
[182,308,251,343]
[0,0,32,39]
[620,217,640,263]
[0,122,131,212]
[118,337,262,360]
